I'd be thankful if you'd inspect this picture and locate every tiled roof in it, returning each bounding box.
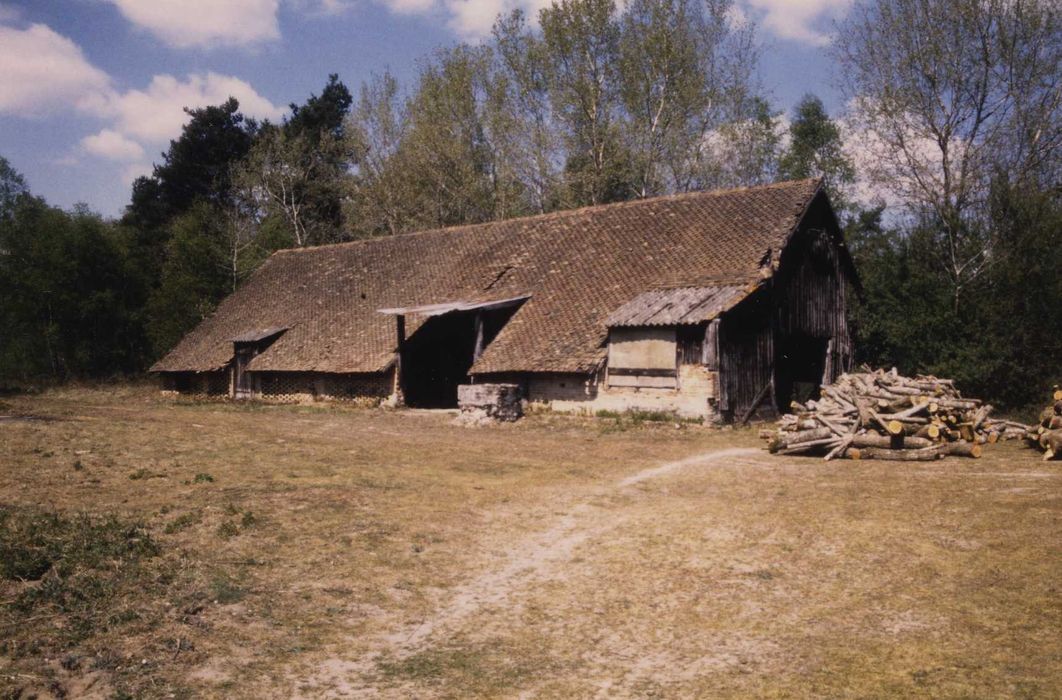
[150,178,824,375]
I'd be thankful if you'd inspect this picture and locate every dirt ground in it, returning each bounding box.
[1,386,1060,698]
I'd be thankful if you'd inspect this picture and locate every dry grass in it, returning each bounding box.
[1,386,1060,698]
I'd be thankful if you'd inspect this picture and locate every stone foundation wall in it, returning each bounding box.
[525,367,720,420]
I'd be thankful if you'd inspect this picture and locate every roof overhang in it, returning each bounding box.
[377,294,529,317]
[606,285,754,327]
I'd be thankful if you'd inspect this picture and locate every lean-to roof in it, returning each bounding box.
[151,178,826,376]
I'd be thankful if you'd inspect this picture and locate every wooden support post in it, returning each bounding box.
[473,311,485,362]
[703,319,720,370]
[392,314,406,406]
[821,338,834,386]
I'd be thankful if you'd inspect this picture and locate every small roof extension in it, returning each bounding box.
[606,285,753,327]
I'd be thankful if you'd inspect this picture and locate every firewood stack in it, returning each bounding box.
[765,367,997,461]
[1025,386,1062,460]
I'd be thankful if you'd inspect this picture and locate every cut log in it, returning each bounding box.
[945,441,982,458]
[850,434,934,450]
[1039,430,1062,460]
[769,427,833,453]
[914,424,941,440]
[857,445,947,461]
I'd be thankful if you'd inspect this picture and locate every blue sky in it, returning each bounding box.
[0,0,851,217]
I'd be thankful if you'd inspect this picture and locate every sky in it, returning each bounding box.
[0,0,854,218]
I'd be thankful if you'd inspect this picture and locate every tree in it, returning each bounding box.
[699,97,783,188]
[285,73,353,142]
[347,72,413,237]
[0,196,147,381]
[151,98,259,215]
[618,0,759,197]
[836,0,1062,307]
[540,0,631,205]
[145,204,231,357]
[234,127,352,247]
[0,155,28,219]
[398,45,502,227]
[494,11,564,213]
[779,94,855,206]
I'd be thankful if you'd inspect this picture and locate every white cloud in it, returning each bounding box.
[105,0,280,48]
[290,0,357,14]
[441,0,553,37]
[121,161,155,186]
[445,0,505,35]
[0,21,283,168]
[80,129,146,162]
[742,0,852,46]
[92,72,285,143]
[0,23,112,115]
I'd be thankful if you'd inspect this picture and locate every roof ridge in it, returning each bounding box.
[275,177,823,256]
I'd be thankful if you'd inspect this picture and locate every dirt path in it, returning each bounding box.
[390,447,762,654]
[300,446,765,695]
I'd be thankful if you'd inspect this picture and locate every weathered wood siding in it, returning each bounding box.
[773,193,855,381]
[718,192,855,420]
[719,290,774,420]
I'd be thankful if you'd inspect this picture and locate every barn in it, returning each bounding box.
[151,178,858,422]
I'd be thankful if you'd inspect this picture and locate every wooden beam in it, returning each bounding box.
[472,311,485,362]
[393,314,406,406]
[741,375,773,425]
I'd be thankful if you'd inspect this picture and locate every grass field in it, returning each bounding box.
[1,386,1060,698]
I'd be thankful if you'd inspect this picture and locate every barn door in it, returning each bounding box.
[233,346,255,399]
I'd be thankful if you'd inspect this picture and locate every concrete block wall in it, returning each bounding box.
[457,383,523,422]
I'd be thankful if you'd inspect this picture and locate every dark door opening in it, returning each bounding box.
[233,345,255,399]
[400,305,519,408]
[774,333,829,411]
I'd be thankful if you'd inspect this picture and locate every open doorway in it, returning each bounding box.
[774,333,829,411]
[399,303,522,408]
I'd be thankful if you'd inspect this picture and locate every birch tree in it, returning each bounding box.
[836,0,1062,306]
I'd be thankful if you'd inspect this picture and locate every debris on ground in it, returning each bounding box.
[763,367,1006,461]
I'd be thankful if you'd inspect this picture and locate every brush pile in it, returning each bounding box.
[766,368,1007,460]
[1025,386,1062,460]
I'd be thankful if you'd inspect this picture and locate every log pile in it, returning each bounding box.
[765,368,996,460]
[1025,386,1062,460]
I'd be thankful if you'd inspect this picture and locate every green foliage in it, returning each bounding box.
[0,154,28,218]
[192,472,215,483]
[145,204,231,357]
[147,98,257,218]
[0,193,149,382]
[779,94,855,207]
[849,183,1062,409]
[286,73,353,142]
